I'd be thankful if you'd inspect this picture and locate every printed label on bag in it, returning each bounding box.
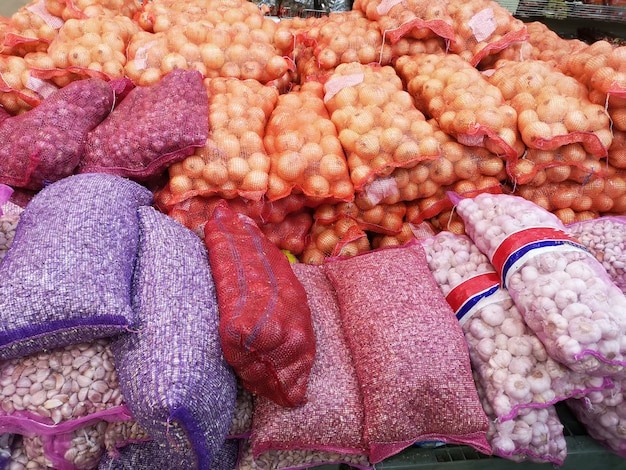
[468,8,497,42]
[491,226,589,287]
[446,272,500,325]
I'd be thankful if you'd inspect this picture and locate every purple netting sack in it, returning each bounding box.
[98,436,241,470]
[251,263,368,463]
[0,78,114,190]
[111,206,237,470]
[323,242,491,463]
[80,68,208,180]
[566,216,626,295]
[0,173,153,360]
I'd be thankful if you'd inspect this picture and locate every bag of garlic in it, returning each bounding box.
[473,372,567,465]
[0,77,114,191]
[80,69,209,181]
[204,202,316,408]
[111,205,237,470]
[99,438,241,470]
[0,173,153,360]
[566,216,626,295]
[450,191,626,377]
[324,242,491,463]
[250,263,369,466]
[567,376,626,458]
[421,231,611,422]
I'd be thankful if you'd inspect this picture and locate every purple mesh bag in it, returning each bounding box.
[111,206,237,469]
[0,173,153,360]
[0,78,114,190]
[80,68,208,180]
[98,438,240,470]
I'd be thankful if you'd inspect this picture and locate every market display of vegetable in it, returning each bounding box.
[1,0,626,467]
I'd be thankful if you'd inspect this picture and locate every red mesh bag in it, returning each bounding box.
[79,68,208,180]
[353,0,454,44]
[609,129,626,169]
[395,53,524,161]
[163,77,278,204]
[265,81,354,203]
[260,210,314,256]
[489,59,612,157]
[204,202,316,408]
[323,243,491,463]
[0,77,113,190]
[370,222,416,249]
[324,62,441,191]
[446,0,528,67]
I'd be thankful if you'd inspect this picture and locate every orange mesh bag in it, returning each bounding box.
[356,126,507,207]
[488,59,612,157]
[261,210,314,256]
[300,216,371,265]
[324,62,441,191]
[45,0,141,20]
[405,176,502,225]
[314,201,406,235]
[446,0,528,67]
[395,53,524,161]
[609,130,626,169]
[560,41,626,100]
[370,222,416,249]
[0,54,58,115]
[204,201,316,408]
[1,0,62,56]
[324,243,491,463]
[513,170,626,221]
[429,208,467,235]
[479,22,586,70]
[508,144,610,187]
[303,11,396,69]
[265,81,354,203]
[353,0,454,44]
[31,15,140,82]
[163,77,278,204]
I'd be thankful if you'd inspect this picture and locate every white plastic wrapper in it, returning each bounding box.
[422,231,610,423]
[567,216,626,295]
[451,192,626,378]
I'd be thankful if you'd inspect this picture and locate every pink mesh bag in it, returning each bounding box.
[0,77,114,190]
[324,242,491,463]
[251,263,367,458]
[80,68,208,180]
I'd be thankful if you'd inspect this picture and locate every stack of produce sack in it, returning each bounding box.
[0,0,626,467]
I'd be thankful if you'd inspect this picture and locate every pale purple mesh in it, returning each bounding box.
[0,173,153,360]
[111,206,236,469]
